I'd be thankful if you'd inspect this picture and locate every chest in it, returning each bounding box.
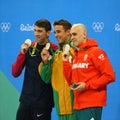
[72,48,95,70]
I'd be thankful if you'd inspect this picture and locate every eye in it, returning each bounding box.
[72,33,77,36]
[38,30,42,33]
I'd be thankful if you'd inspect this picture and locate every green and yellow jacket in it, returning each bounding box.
[38,40,74,115]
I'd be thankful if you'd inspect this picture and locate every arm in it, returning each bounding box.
[86,48,115,90]
[38,59,52,84]
[12,41,30,77]
[38,42,58,84]
[12,52,26,77]
[62,50,73,86]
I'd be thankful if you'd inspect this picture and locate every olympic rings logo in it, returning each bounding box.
[92,22,104,32]
[0,22,11,32]
[115,23,120,31]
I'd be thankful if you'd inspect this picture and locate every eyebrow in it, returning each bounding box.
[54,30,61,33]
[34,29,42,32]
[71,32,77,35]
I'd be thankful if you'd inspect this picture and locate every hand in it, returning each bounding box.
[73,82,86,91]
[41,48,51,64]
[62,50,70,61]
[21,43,30,54]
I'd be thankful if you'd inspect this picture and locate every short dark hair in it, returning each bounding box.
[35,19,51,31]
[53,19,72,31]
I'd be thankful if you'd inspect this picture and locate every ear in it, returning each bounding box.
[83,31,87,38]
[47,31,51,37]
[66,29,71,35]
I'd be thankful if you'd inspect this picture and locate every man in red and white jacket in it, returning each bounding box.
[12,19,58,120]
[62,23,115,120]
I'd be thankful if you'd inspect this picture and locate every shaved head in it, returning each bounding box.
[71,24,87,33]
[70,23,88,46]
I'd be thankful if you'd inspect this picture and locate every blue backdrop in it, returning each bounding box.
[0,0,120,120]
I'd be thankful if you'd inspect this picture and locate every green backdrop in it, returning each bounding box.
[0,71,19,120]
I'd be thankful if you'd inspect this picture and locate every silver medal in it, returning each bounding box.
[45,43,50,50]
[63,44,70,51]
[25,39,32,47]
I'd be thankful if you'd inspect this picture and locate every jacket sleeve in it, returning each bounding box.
[38,59,52,84]
[12,52,26,77]
[63,61,73,86]
[38,42,58,84]
[86,48,116,90]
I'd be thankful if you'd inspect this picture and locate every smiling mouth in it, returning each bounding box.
[36,36,41,39]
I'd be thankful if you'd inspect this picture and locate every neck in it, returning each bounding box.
[37,39,49,45]
[60,39,69,46]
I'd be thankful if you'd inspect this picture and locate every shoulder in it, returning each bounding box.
[31,42,36,46]
[88,47,105,53]
[50,42,58,50]
[88,47,108,59]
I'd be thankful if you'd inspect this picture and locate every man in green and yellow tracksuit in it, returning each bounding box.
[38,20,75,120]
